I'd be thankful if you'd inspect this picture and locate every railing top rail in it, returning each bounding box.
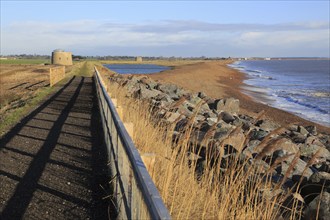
[94,67,171,220]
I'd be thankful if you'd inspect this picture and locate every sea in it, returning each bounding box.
[103,64,170,74]
[229,60,330,127]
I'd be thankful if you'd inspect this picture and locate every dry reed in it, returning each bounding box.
[102,75,307,220]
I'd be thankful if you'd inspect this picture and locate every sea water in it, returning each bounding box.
[229,60,330,126]
[104,64,170,74]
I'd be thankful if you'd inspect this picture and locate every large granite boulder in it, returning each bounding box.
[157,83,179,100]
[300,143,330,161]
[215,98,240,114]
[138,86,163,99]
[304,192,330,220]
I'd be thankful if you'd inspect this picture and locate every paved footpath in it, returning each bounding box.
[0,76,110,219]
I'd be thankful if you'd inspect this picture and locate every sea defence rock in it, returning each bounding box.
[215,98,240,114]
[303,192,330,220]
[107,73,330,219]
[310,172,330,185]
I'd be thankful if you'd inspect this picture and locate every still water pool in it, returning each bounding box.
[103,64,170,74]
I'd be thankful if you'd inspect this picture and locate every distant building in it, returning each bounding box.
[264,57,271,61]
[0,57,16,60]
[136,56,143,62]
[51,49,73,65]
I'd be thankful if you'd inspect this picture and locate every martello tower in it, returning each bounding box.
[51,49,73,66]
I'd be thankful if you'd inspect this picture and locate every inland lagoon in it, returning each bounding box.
[104,64,170,74]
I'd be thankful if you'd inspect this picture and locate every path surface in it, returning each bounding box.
[0,76,110,219]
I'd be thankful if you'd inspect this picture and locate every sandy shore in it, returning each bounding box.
[149,60,330,134]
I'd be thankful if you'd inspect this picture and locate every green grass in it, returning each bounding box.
[77,61,93,77]
[0,59,50,65]
[0,86,54,136]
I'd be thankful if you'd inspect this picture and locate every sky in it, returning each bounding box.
[1,1,329,57]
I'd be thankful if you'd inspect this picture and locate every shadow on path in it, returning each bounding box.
[0,76,110,219]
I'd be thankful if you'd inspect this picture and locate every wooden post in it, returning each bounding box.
[112,99,123,119]
[116,106,123,119]
[124,122,134,138]
[112,98,118,107]
[141,153,156,174]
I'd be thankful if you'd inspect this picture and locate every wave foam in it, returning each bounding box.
[277,93,329,114]
[312,92,330,98]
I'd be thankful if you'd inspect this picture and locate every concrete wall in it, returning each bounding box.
[52,52,73,66]
[49,66,66,87]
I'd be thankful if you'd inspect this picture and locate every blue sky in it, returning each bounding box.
[1,1,329,57]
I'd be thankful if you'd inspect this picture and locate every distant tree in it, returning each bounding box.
[72,55,85,60]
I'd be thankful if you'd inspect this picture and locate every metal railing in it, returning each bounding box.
[94,67,171,220]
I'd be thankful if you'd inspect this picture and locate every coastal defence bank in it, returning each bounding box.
[51,49,73,65]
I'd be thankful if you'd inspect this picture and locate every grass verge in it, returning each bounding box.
[0,59,50,65]
[0,61,88,136]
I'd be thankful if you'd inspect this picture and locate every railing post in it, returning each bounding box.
[94,67,171,220]
[124,122,134,138]
[112,98,124,119]
[141,153,156,175]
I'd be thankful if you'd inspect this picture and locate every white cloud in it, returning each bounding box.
[127,20,330,33]
[234,30,329,47]
[1,20,329,57]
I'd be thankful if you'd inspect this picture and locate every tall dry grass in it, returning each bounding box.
[103,77,307,220]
